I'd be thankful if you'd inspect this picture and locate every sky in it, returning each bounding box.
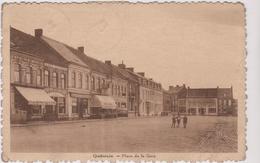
[5,3,245,99]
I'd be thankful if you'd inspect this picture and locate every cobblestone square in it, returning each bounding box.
[11,116,237,153]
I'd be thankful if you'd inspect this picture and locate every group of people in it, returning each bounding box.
[171,114,188,128]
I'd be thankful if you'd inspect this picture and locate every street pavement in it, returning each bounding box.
[11,116,237,153]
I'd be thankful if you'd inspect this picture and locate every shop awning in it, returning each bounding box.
[15,86,56,105]
[90,95,116,109]
[48,92,64,97]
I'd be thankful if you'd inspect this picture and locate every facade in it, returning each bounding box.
[71,47,128,115]
[168,85,237,116]
[112,63,140,117]
[10,27,69,122]
[136,73,163,116]
[163,90,172,114]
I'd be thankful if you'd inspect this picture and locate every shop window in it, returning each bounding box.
[58,97,66,113]
[52,72,58,88]
[208,108,216,113]
[44,70,50,87]
[32,105,41,115]
[72,98,78,113]
[61,73,65,89]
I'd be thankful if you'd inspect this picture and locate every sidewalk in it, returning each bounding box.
[11,115,164,127]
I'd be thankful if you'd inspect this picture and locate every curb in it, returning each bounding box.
[11,116,166,127]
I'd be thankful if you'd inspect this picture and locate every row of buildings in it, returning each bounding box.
[163,85,238,116]
[10,27,237,123]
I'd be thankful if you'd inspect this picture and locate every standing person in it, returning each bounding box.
[177,115,181,128]
[171,115,176,128]
[183,115,188,128]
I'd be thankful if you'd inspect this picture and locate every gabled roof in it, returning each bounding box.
[66,46,126,80]
[10,27,68,67]
[65,46,110,75]
[41,36,87,67]
[112,66,139,83]
[187,88,218,98]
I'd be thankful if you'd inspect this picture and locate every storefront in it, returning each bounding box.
[70,93,89,119]
[89,95,117,118]
[48,92,67,120]
[15,86,56,121]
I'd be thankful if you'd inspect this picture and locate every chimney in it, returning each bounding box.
[35,29,43,38]
[118,60,126,69]
[118,63,126,69]
[137,72,145,77]
[78,46,84,53]
[105,60,111,65]
[126,67,134,72]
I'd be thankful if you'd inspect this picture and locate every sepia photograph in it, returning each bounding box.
[2,2,246,161]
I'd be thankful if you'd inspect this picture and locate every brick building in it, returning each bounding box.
[10,27,69,122]
[168,85,237,116]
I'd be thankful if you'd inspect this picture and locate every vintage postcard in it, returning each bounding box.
[2,2,246,162]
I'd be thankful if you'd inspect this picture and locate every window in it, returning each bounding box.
[78,73,82,88]
[121,102,126,108]
[72,98,78,113]
[114,85,117,96]
[189,108,196,115]
[44,70,50,87]
[58,97,66,113]
[14,64,21,82]
[85,74,89,90]
[36,69,42,86]
[111,84,114,95]
[71,72,76,88]
[218,99,222,105]
[98,78,101,89]
[52,72,58,88]
[60,73,65,89]
[31,105,41,115]
[228,99,232,106]
[102,79,105,87]
[223,100,227,105]
[118,85,120,96]
[26,67,32,84]
[208,108,216,113]
[91,76,95,90]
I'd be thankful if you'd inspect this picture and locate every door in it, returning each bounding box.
[199,108,206,115]
[78,98,88,118]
